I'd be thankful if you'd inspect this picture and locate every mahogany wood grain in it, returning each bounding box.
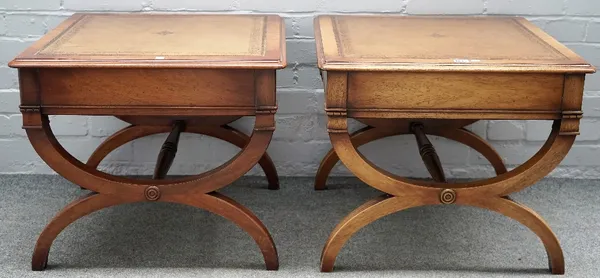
[12,13,285,271]
[464,196,564,274]
[86,123,279,190]
[39,68,256,108]
[347,72,564,112]
[320,194,564,274]
[25,111,279,270]
[324,119,576,194]
[160,192,279,270]
[26,114,277,194]
[315,15,593,274]
[355,118,478,130]
[31,192,143,271]
[319,118,573,273]
[320,194,439,272]
[116,116,241,127]
[314,126,378,190]
[31,191,279,271]
[314,122,506,190]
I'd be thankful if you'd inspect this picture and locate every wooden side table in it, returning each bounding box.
[9,13,286,271]
[314,15,595,274]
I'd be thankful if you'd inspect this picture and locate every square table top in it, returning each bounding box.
[314,15,594,73]
[9,13,286,69]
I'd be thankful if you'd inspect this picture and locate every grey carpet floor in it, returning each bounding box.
[1,175,599,278]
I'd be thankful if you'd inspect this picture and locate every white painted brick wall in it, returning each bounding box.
[407,0,484,14]
[1,0,600,179]
[565,0,600,16]
[0,0,60,10]
[152,0,236,11]
[525,121,553,141]
[63,0,148,11]
[487,121,525,141]
[544,19,587,42]
[238,0,318,12]
[321,0,403,12]
[487,0,564,15]
[567,44,600,91]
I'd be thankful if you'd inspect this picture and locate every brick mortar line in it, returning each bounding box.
[277,88,320,92]
[482,0,488,15]
[0,89,19,93]
[0,37,40,41]
[564,42,600,46]
[561,0,568,15]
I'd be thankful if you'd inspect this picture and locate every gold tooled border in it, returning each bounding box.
[38,14,267,57]
[333,16,567,61]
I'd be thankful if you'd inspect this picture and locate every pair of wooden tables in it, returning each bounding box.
[9,13,595,274]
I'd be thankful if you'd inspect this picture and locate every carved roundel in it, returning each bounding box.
[144,186,161,201]
[439,189,456,204]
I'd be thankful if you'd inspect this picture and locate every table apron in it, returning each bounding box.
[346,71,565,112]
[346,109,563,120]
[39,106,257,116]
[37,68,257,108]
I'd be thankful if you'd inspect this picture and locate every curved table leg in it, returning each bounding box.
[162,192,279,270]
[87,124,279,190]
[32,191,280,271]
[221,125,279,190]
[32,193,141,271]
[463,197,564,274]
[320,195,564,274]
[320,117,576,273]
[24,113,279,270]
[320,194,437,272]
[315,126,382,190]
[315,125,507,190]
